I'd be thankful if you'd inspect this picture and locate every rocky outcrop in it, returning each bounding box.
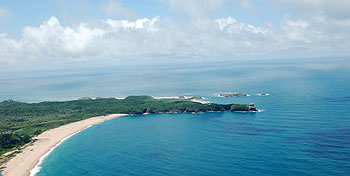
[230,103,257,112]
[78,97,92,100]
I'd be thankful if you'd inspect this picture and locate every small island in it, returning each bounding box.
[0,95,257,174]
[219,93,249,97]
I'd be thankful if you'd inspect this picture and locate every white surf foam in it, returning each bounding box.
[29,126,92,176]
[256,93,269,96]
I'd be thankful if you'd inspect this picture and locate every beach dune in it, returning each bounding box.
[1,114,127,176]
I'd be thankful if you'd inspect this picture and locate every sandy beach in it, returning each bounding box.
[1,114,128,176]
[191,99,210,104]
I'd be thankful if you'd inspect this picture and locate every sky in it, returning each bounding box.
[0,0,350,67]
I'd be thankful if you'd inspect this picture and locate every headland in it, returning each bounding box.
[0,95,257,176]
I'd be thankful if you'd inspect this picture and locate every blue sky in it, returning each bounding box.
[0,0,285,35]
[0,0,349,67]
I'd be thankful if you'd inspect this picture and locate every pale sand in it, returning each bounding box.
[1,114,128,176]
[191,99,210,104]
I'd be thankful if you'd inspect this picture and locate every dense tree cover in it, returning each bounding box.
[230,104,252,111]
[0,96,251,155]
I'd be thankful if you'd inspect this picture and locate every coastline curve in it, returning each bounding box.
[1,114,128,176]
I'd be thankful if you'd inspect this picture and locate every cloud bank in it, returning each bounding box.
[0,0,350,65]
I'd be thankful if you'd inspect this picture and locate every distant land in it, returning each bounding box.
[218,93,269,97]
[219,93,250,97]
[0,95,257,165]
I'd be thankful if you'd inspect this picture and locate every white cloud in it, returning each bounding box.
[1,0,350,66]
[289,0,350,20]
[279,0,350,52]
[282,19,311,43]
[215,17,269,35]
[0,16,271,65]
[0,17,107,64]
[106,16,159,32]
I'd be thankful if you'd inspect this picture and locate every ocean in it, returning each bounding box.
[1,58,350,175]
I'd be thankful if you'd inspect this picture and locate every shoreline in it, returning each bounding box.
[1,114,128,176]
[29,129,84,176]
[190,99,209,104]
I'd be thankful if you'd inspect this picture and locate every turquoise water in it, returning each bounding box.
[2,58,350,175]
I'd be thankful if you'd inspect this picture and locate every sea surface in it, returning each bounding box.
[1,58,350,175]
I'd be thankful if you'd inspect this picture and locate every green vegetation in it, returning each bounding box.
[230,104,251,111]
[0,96,253,156]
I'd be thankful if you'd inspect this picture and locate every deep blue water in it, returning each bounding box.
[1,58,350,175]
